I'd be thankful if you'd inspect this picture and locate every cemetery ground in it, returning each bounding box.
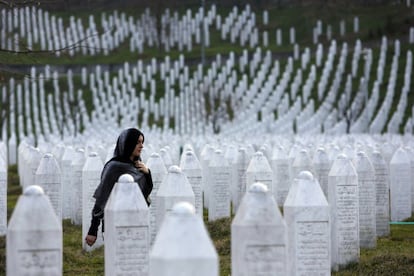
[1,165,414,275]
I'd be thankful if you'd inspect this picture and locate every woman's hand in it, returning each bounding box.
[135,160,149,174]
[85,234,97,246]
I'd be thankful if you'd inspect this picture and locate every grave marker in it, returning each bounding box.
[150,202,218,276]
[105,174,150,275]
[232,182,287,275]
[284,171,330,276]
[7,185,62,276]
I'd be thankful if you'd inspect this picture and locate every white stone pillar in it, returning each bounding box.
[180,149,203,217]
[284,171,330,276]
[208,149,231,221]
[150,202,218,276]
[232,182,287,275]
[312,147,330,199]
[371,151,390,237]
[0,154,6,236]
[390,147,412,221]
[7,185,62,275]
[328,154,359,271]
[105,174,150,275]
[146,152,167,245]
[82,152,104,251]
[355,151,376,248]
[35,153,62,220]
[246,151,273,193]
[155,165,195,233]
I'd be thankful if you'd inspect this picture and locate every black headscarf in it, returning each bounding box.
[92,128,146,209]
[111,128,144,163]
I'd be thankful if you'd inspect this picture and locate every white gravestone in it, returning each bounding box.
[146,152,167,245]
[82,152,104,251]
[0,154,7,236]
[105,174,150,276]
[371,151,390,237]
[71,148,86,225]
[60,146,75,219]
[150,202,219,276]
[312,147,331,199]
[200,144,214,209]
[284,171,330,276]
[291,149,313,180]
[390,147,412,221]
[224,145,239,215]
[233,147,249,213]
[271,145,291,207]
[355,151,376,248]
[155,165,195,233]
[7,185,62,276]
[232,182,288,276]
[180,149,203,217]
[328,154,359,271]
[208,149,231,221]
[35,153,62,220]
[246,151,273,194]
[25,146,42,190]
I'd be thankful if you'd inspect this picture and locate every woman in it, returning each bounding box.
[85,128,153,246]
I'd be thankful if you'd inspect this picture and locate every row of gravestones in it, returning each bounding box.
[2,132,414,273]
[8,132,414,224]
[4,144,410,275]
[5,133,411,218]
[1,4,371,56]
[0,170,346,275]
[2,34,412,164]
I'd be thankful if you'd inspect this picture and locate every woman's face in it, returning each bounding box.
[131,135,144,159]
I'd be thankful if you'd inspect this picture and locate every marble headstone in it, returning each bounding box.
[146,152,168,245]
[355,151,376,248]
[246,151,273,194]
[155,165,195,233]
[312,147,330,199]
[35,153,62,220]
[71,148,86,225]
[328,154,359,271]
[271,145,291,207]
[390,147,412,221]
[232,182,288,276]
[0,155,7,236]
[105,174,150,275]
[371,151,390,237]
[82,152,104,251]
[284,171,330,276]
[208,149,231,221]
[150,202,218,276]
[7,185,62,275]
[180,149,203,216]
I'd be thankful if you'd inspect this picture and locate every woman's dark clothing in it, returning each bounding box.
[87,128,153,237]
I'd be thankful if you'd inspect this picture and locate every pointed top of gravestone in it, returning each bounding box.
[168,165,182,173]
[24,185,44,196]
[284,170,328,207]
[249,182,268,193]
[172,201,196,216]
[356,151,374,171]
[390,147,410,164]
[297,170,314,181]
[180,150,201,170]
[118,174,134,183]
[329,153,357,176]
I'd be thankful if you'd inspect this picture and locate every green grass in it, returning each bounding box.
[2,165,414,275]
